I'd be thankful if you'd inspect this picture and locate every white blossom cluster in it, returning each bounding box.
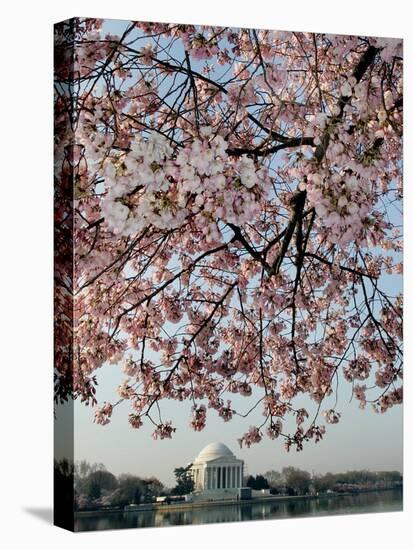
[101,130,268,236]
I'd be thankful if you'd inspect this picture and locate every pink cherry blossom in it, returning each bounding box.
[54,19,403,452]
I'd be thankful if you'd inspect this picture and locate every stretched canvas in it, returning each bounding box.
[54,17,403,532]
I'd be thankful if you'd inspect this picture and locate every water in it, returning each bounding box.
[74,489,402,532]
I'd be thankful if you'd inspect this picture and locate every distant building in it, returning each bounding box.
[189,442,244,500]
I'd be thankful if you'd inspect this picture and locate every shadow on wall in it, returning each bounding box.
[24,508,53,525]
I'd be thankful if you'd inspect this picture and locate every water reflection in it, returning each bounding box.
[75,489,402,532]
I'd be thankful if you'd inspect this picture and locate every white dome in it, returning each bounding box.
[195,442,235,462]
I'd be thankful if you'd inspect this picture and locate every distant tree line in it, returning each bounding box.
[311,469,403,493]
[71,460,165,511]
[55,459,403,511]
[259,467,403,496]
[68,460,198,510]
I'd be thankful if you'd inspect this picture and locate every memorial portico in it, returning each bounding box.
[190,442,244,494]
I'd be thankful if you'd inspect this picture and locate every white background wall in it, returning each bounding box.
[0,1,410,549]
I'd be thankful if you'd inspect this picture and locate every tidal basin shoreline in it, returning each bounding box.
[74,488,402,531]
[76,490,385,516]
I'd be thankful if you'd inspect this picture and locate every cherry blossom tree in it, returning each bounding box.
[54,18,403,452]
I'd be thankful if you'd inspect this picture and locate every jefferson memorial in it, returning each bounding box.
[189,442,244,500]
